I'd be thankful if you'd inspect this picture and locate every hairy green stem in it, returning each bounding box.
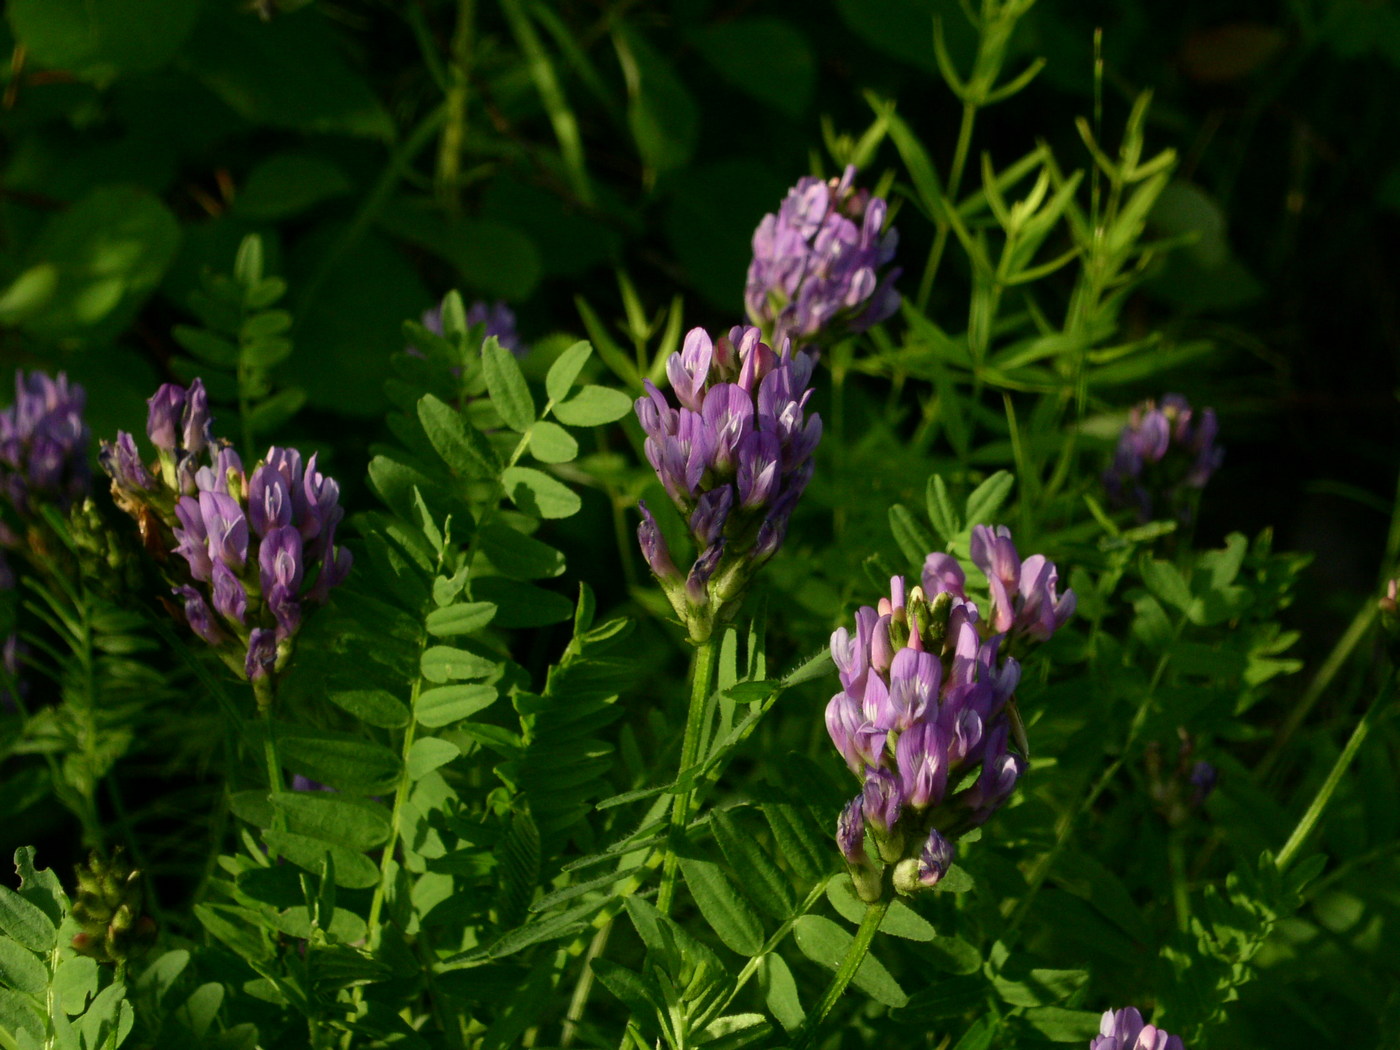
[1277,671,1394,870]
[794,899,890,1050]
[657,637,720,915]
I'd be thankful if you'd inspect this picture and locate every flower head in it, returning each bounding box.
[1090,1008,1185,1050]
[746,165,900,349]
[826,528,1071,900]
[0,371,90,519]
[1104,394,1222,522]
[101,380,351,697]
[635,325,820,642]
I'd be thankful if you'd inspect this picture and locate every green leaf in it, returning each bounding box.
[271,792,391,852]
[691,18,814,118]
[826,877,936,940]
[591,958,663,1022]
[0,938,46,998]
[9,0,200,80]
[277,728,401,793]
[501,466,582,519]
[1022,1007,1103,1042]
[425,602,498,638]
[76,980,134,1049]
[0,886,55,953]
[761,803,830,885]
[52,956,99,1016]
[679,857,766,956]
[181,6,393,139]
[420,646,497,683]
[964,471,1015,528]
[792,915,907,1007]
[926,475,961,543]
[483,338,536,432]
[711,810,797,920]
[889,503,938,566]
[234,153,352,220]
[545,341,593,403]
[474,578,574,627]
[620,28,699,174]
[759,953,803,1032]
[262,830,379,889]
[407,737,461,780]
[327,688,411,729]
[418,394,501,480]
[416,684,498,728]
[173,326,239,367]
[478,522,565,580]
[0,988,44,1042]
[552,385,633,427]
[1139,555,1192,614]
[21,186,180,341]
[14,846,68,927]
[526,421,579,464]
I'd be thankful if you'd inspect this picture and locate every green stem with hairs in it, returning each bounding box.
[793,899,890,1050]
[656,636,721,916]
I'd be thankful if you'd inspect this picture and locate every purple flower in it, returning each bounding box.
[825,534,1066,886]
[634,326,820,641]
[1104,394,1222,523]
[0,371,90,518]
[970,525,1075,645]
[745,165,900,349]
[102,380,352,689]
[1090,1008,1185,1050]
[1188,761,1217,807]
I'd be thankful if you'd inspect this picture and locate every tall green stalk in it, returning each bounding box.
[656,637,721,916]
[1277,671,1394,870]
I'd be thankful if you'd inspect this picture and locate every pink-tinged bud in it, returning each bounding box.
[667,328,714,412]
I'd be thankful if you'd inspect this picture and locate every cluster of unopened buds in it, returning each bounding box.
[100,379,351,696]
[635,325,821,642]
[746,164,900,351]
[1104,394,1222,523]
[827,525,1074,901]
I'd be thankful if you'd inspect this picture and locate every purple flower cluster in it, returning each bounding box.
[1090,1008,1184,1050]
[1104,394,1222,522]
[826,526,1073,900]
[745,165,900,350]
[101,380,351,690]
[0,371,90,521]
[634,325,821,642]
